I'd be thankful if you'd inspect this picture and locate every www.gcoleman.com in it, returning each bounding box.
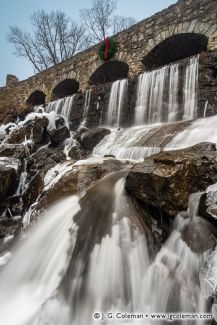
[93,312,213,322]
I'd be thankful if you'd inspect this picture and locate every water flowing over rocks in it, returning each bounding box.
[126,143,217,217]
[0,10,217,319]
[27,158,126,216]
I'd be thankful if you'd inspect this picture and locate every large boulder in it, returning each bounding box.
[79,128,111,151]
[126,143,217,216]
[48,125,70,146]
[27,147,66,172]
[30,158,124,214]
[0,157,21,200]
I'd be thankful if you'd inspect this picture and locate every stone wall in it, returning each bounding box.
[0,0,216,116]
[67,51,217,129]
[198,51,217,116]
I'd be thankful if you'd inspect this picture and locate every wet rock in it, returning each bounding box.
[181,217,217,253]
[68,145,83,160]
[28,147,66,171]
[36,158,125,211]
[32,124,44,144]
[0,220,21,238]
[126,143,217,216]
[0,157,21,200]
[55,116,65,129]
[203,184,217,219]
[22,171,44,211]
[49,125,70,146]
[9,116,49,145]
[79,128,111,151]
[0,194,23,220]
[2,107,34,126]
[0,144,26,159]
[104,154,116,158]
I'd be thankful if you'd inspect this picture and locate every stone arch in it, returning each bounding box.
[142,33,208,69]
[26,90,46,107]
[52,79,79,100]
[89,60,129,85]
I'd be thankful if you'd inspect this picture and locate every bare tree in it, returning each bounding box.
[80,0,136,43]
[8,10,91,73]
[112,16,137,35]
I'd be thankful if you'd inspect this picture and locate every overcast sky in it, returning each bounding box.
[0,0,176,86]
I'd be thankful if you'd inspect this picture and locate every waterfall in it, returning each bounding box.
[93,126,161,160]
[0,172,150,325]
[135,65,168,125]
[94,114,217,161]
[166,115,217,150]
[203,101,209,118]
[135,56,199,125]
[183,56,199,120]
[0,171,210,324]
[168,63,179,122]
[107,79,128,127]
[0,196,80,325]
[45,95,76,122]
[81,89,92,127]
[16,159,28,195]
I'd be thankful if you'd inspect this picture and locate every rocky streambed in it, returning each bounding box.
[1,109,217,320]
[0,110,217,244]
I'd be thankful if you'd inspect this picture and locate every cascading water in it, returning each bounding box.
[81,89,92,127]
[135,65,169,125]
[107,79,128,127]
[16,159,28,195]
[135,56,199,125]
[183,56,199,120]
[168,63,179,122]
[0,171,212,324]
[0,42,214,325]
[93,126,161,160]
[45,95,76,122]
[0,196,80,325]
[94,114,217,161]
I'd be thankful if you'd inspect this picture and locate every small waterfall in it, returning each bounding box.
[135,56,199,125]
[107,79,128,127]
[16,159,28,195]
[135,65,169,125]
[166,115,217,150]
[203,100,209,118]
[81,89,92,127]
[45,95,76,122]
[93,126,161,160]
[0,171,212,324]
[183,56,199,120]
[168,63,179,122]
[94,114,217,161]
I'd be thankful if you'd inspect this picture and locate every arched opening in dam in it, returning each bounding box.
[52,79,79,100]
[89,60,129,85]
[26,90,46,107]
[142,33,208,70]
